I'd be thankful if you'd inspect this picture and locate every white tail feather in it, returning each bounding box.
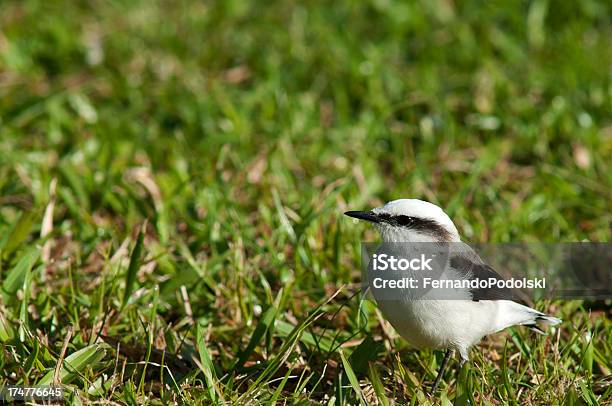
[494,301,561,333]
[535,314,562,326]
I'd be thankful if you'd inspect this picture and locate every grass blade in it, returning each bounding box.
[339,349,366,406]
[235,305,277,368]
[368,362,390,406]
[196,322,220,403]
[349,335,384,374]
[122,223,146,309]
[269,368,294,404]
[0,211,37,260]
[2,247,39,295]
[0,311,14,342]
[39,343,109,385]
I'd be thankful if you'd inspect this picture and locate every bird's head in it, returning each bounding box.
[344,199,460,242]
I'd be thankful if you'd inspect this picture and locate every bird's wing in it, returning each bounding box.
[448,244,513,301]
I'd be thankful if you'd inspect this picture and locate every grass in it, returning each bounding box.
[0,0,611,404]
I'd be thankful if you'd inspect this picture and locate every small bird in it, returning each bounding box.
[345,199,561,394]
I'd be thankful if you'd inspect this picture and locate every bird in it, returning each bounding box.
[344,198,561,395]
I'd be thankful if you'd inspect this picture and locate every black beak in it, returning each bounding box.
[344,211,380,223]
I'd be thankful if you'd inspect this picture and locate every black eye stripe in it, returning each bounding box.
[380,214,452,240]
[377,213,392,221]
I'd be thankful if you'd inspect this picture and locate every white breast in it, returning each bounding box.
[376,299,503,359]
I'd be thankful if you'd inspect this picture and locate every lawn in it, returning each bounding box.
[0,0,610,404]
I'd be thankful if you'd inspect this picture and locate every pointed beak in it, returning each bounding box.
[344,210,380,223]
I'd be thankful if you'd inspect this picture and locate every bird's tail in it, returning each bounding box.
[517,305,561,334]
[495,301,561,334]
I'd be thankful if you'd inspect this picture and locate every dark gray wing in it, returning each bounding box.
[449,247,514,301]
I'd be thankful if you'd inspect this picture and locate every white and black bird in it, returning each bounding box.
[345,199,561,394]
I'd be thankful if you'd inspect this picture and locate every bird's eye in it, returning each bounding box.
[395,215,414,226]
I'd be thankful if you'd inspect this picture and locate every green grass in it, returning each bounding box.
[0,0,611,404]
